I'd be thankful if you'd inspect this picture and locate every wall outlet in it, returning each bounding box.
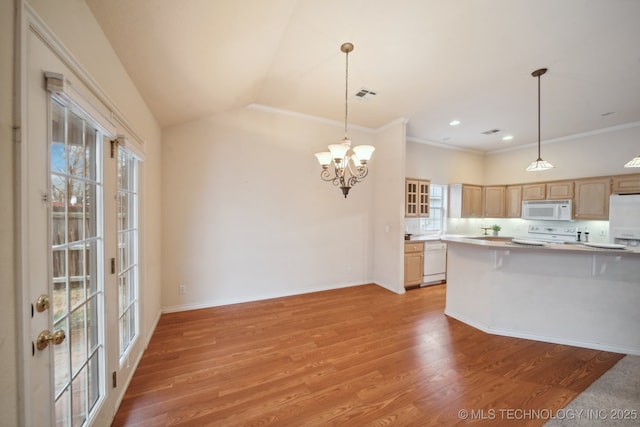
[179,284,187,295]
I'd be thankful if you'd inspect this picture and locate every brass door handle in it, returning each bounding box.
[36,329,66,351]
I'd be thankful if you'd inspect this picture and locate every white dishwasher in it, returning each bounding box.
[422,241,447,285]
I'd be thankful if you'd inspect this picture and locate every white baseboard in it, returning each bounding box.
[161,281,376,314]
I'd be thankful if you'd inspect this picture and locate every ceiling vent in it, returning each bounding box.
[481,128,501,135]
[354,88,377,101]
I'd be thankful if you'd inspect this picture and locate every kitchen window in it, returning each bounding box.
[425,184,446,232]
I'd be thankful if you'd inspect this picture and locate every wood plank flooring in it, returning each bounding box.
[112,284,624,426]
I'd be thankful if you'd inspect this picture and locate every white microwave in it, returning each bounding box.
[522,200,572,221]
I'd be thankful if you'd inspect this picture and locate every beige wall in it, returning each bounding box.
[407,124,640,187]
[0,0,17,424]
[484,125,640,184]
[405,140,485,185]
[371,121,408,293]
[161,107,401,311]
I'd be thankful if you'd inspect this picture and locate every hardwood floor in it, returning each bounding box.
[112,284,623,426]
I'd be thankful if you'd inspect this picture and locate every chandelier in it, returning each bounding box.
[526,68,554,171]
[315,42,375,198]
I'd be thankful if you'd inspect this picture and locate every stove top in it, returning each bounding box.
[526,225,578,243]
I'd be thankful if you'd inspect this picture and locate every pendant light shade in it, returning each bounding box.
[526,68,554,172]
[526,158,555,172]
[624,155,640,167]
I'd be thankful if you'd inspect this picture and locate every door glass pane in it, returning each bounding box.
[55,387,70,427]
[71,368,87,427]
[84,183,97,239]
[50,98,103,427]
[70,304,86,376]
[87,353,100,411]
[87,296,98,352]
[53,317,69,396]
[68,113,85,178]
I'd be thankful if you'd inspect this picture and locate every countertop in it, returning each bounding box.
[439,234,640,255]
[405,235,443,242]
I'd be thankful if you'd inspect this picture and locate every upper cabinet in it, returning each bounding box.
[445,173,631,220]
[405,178,430,217]
[574,177,611,220]
[522,181,573,200]
[546,181,574,200]
[483,186,506,218]
[505,185,522,218]
[612,173,640,194]
[522,183,546,200]
[449,184,482,218]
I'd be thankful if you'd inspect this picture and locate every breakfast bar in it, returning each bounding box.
[441,236,640,355]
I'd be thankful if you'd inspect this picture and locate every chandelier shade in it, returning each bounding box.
[526,68,554,172]
[314,43,375,198]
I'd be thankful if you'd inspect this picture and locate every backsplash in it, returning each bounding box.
[405,217,611,243]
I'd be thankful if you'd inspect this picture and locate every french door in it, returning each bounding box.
[23,25,117,426]
[22,7,144,425]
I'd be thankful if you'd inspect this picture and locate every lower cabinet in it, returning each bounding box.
[404,242,424,289]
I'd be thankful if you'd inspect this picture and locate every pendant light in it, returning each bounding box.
[526,68,554,172]
[314,43,375,198]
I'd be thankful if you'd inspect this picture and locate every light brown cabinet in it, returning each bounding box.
[522,183,546,200]
[546,181,574,200]
[405,179,430,217]
[505,185,522,218]
[483,186,506,217]
[449,173,633,221]
[574,178,611,220]
[449,184,483,218]
[404,242,424,288]
[612,173,640,194]
[522,181,573,200]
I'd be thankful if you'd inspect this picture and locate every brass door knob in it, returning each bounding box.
[35,294,50,312]
[36,329,66,351]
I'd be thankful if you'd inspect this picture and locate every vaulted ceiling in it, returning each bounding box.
[85,0,640,152]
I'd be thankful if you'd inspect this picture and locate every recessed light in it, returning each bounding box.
[449,120,461,126]
[502,135,513,141]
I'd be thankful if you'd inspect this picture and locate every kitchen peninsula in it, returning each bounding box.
[441,236,640,355]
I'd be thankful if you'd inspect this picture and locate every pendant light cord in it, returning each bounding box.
[537,73,541,160]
